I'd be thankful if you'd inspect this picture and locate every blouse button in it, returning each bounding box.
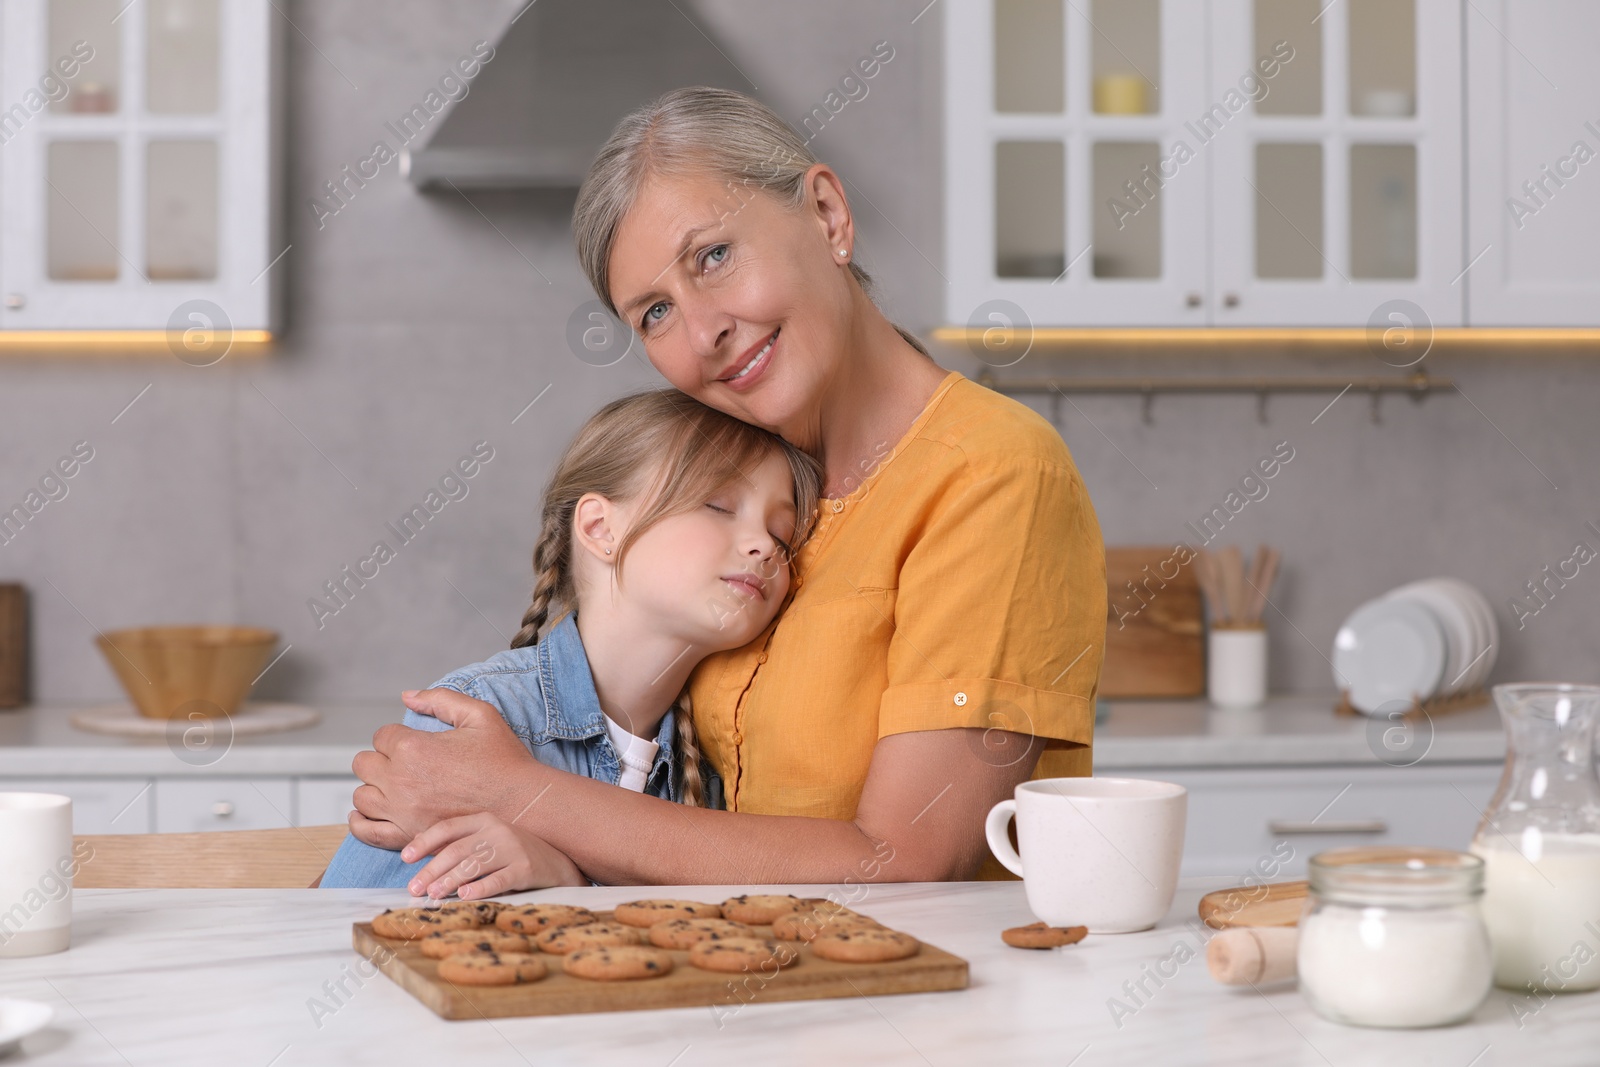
[831,500,845,513]
[953,692,968,706]
[756,652,769,664]
[732,731,745,745]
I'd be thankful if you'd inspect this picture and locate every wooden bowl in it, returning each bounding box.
[94,625,278,719]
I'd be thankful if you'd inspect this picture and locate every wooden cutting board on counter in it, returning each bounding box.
[353,910,968,1020]
[1100,546,1205,698]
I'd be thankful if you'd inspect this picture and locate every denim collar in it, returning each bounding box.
[537,611,679,796]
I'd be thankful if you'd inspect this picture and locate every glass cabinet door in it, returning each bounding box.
[1208,0,1463,326]
[946,0,1210,328]
[1,0,277,331]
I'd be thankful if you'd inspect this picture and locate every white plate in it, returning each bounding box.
[1332,597,1447,714]
[1389,580,1477,695]
[1432,578,1498,690]
[68,702,320,738]
[0,998,52,1056]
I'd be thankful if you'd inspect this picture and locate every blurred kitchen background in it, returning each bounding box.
[1,0,1597,711]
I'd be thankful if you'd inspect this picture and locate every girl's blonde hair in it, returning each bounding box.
[510,389,821,807]
[572,85,929,357]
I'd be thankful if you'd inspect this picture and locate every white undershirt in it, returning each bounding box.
[602,714,660,793]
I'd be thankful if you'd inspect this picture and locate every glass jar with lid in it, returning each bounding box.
[1297,846,1492,1028]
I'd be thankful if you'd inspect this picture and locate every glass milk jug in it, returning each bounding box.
[1469,683,1600,992]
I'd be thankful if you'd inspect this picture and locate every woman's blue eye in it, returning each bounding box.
[641,302,668,329]
[701,244,728,269]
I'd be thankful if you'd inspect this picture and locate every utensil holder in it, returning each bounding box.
[1209,625,1266,708]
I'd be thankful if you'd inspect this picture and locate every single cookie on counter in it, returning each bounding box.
[771,909,882,943]
[1001,922,1089,950]
[372,907,483,940]
[719,894,823,925]
[562,945,675,981]
[418,929,532,959]
[647,918,757,950]
[612,899,723,928]
[688,937,801,974]
[436,951,548,986]
[810,928,922,963]
[536,921,644,955]
[494,903,597,934]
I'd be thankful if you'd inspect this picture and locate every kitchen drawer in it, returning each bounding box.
[153,778,294,834]
[295,777,360,828]
[1141,763,1504,878]
[0,778,153,834]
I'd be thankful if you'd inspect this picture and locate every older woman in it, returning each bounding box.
[348,87,1105,890]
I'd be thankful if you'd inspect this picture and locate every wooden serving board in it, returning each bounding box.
[1100,546,1205,698]
[1198,881,1309,929]
[352,910,969,1020]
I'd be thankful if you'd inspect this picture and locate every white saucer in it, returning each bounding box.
[69,702,321,738]
[1333,598,1447,715]
[0,998,52,1057]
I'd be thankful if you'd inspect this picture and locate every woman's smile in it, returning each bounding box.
[716,327,779,392]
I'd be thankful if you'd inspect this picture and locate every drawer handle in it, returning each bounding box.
[1268,818,1387,835]
[211,801,235,817]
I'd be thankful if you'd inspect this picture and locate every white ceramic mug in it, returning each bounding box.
[0,793,74,958]
[986,777,1187,933]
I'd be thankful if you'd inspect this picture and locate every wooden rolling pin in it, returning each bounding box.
[1206,926,1299,985]
[1198,880,1309,986]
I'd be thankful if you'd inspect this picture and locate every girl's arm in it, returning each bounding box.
[350,687,1043,890]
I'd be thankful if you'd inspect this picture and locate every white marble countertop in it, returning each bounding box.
[1095,693,1505,769]
[0,880,1585,1066]
[0,694,1506,778]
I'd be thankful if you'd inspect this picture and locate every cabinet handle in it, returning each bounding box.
[4,294,24,310]
[1223,292,1241,308]
[1185,292,1202,308]
[211,801,235,817]
[1268,818,1386,835]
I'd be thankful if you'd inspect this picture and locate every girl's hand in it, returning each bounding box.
[402,813,587,899]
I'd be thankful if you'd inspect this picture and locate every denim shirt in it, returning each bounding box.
[319,612,722,888]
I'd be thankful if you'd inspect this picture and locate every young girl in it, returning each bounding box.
[319,389,820,896]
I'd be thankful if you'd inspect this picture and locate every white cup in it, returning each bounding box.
[0,793,74,958]
[986,777,1187,933]
[1208,626,1267,708]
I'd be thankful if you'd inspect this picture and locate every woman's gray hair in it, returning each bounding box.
[572,85,927,355]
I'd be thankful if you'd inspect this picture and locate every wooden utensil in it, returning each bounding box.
[1101,546,1205,698]
[1206,926,1299,985]
[0,584,27,708]
[353,909,968,1020]
[1198,880,1309,929]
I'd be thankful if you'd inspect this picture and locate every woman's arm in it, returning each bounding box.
[349,687,1043,891]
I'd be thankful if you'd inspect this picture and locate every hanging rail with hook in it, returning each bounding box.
[972,369,1453,425]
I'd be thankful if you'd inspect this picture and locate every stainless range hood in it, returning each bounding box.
[402,0,753,190]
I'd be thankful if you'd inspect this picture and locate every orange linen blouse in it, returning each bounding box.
[687,369,1107,818]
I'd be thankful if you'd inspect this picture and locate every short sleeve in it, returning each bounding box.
[876,454,1105,748]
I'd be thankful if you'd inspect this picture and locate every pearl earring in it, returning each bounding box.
[838,249,848,256]
[605,547,612,555]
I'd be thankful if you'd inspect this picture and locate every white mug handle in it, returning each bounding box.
[985,798,1024,877]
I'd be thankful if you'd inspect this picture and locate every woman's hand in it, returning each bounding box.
[349,687,548,850]
[402,812,587,899]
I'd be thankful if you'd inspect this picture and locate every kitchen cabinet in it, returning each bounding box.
[0,776,152,833]
[152,777,293,833]
[0,0,281,333]
[1465,0,1600,325]
[944,1,1473,328]
[294,775,360,828]
[1157,762,1501,878]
